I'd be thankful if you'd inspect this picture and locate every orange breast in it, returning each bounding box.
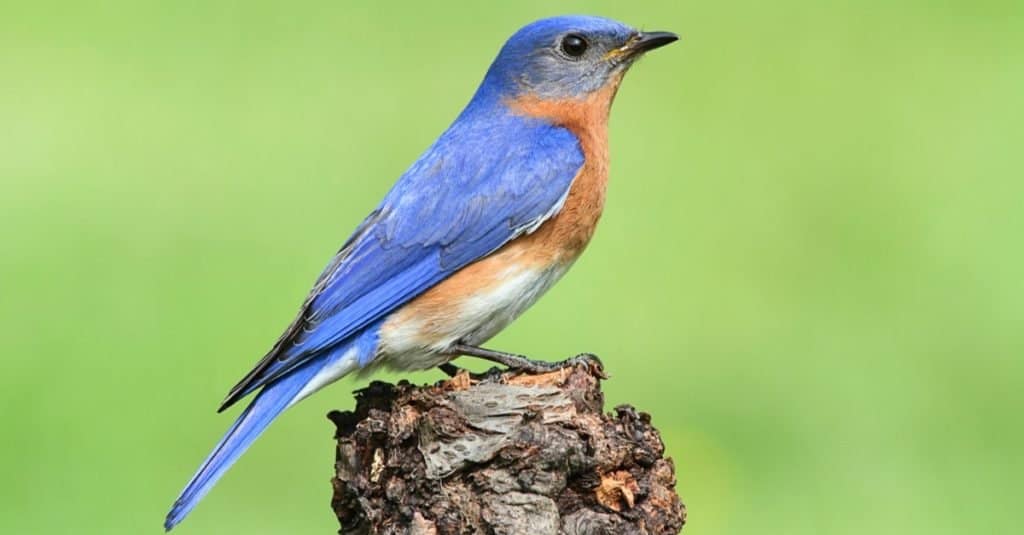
[381,77,623,345]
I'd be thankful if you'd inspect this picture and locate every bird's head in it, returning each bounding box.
[478,15,677,107]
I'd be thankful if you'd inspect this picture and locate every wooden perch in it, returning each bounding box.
[328,361,685,534]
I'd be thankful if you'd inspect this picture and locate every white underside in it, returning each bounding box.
[377,262,573,371]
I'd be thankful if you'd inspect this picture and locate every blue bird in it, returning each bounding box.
[165,15,677,530]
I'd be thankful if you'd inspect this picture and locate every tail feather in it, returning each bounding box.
[165,325,377,531]
[163,358,318,531]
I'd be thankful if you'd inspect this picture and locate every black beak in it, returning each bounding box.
[627,31,679,55]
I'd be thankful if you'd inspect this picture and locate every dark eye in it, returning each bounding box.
[560,33,589,58]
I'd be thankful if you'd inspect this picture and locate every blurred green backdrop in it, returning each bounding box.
[2,1,1022,534]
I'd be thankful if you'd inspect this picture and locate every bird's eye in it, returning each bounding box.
[560,34,589,58]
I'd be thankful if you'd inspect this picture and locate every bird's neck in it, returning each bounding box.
[502,74,622,142]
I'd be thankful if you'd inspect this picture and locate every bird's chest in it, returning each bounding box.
[459,150,610,337]
[513,89,614,261]
[377,151,609,364]
[526,131,609,260]
[377,102,612,367]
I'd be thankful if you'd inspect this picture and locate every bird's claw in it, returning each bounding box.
[442,344,606,379]
[506,352,606,378]
[566,352,607,379]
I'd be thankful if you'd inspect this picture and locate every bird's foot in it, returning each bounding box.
[443,343,605,378]
[489,351,604,375]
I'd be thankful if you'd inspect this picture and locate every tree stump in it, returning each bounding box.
[328,361,685,535]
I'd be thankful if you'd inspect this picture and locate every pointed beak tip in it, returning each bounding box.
[624,31,680,57]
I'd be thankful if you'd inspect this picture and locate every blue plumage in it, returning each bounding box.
[165,14,677,530]
[223,113,583,404]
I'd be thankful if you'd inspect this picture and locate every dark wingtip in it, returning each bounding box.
[216,394,237,413]
[217,382,250,413]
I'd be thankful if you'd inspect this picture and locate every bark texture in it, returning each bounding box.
[328,362,685,535]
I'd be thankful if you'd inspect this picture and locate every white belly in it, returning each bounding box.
[376,262,572,371]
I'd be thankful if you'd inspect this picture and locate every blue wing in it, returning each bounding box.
[219,111,584,410]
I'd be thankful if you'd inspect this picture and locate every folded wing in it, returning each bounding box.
[219,116,584,410]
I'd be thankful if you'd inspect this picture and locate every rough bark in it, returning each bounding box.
[328,361,685,535]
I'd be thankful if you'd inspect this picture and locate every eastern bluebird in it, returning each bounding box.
[165,15,676,530]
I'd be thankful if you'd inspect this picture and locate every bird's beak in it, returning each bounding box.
[629,31,680,54]
[607,31,679,61]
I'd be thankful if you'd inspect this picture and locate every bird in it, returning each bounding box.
[164,14,677,530]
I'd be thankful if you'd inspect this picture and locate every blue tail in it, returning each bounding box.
[164,339,367,531]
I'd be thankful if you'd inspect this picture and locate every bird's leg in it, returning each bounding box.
[443,343,603,375]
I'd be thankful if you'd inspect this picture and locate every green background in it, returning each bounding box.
[2,1,1021,534]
